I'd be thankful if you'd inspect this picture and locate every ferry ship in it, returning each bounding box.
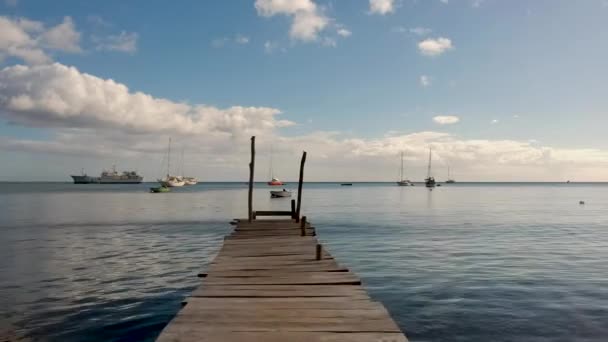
[71,166,143,184]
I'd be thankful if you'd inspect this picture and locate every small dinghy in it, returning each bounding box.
[270,189,292,198]
[150,185,170,193]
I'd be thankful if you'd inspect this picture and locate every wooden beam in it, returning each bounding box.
[248,136,255,223]
[254,211,293,217]
[291,199,296,219]
[295,151,307,222]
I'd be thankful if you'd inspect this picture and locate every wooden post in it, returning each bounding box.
[248,136,255,223]
[295,151,307,223]
[316,244,322,260]
[291,199,296,219]
[300,216,307,236]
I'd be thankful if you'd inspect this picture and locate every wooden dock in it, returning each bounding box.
[156,217,408,342]
[156,137,407,341]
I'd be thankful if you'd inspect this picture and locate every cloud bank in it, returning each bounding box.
[0,63,293,136]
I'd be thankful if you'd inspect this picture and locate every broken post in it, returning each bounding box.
[295,151,307,223]
[248,136,255,223]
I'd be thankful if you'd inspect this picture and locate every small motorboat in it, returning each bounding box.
[341,183,353,186]
[150,185,170,193]
[270,189,292,198]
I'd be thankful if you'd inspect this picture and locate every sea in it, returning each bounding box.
[0,182,607,342]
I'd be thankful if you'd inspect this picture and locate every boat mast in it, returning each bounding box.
[167,138,171,177]
[427,148,432,178]
[400,152,404,181]
[269,145,274,180]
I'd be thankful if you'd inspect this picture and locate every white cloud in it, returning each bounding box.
[409,27,432,36]
[420,75,431,87]
[40,17,81,53]
[255,0,329,41]
[369,0,395,15]
[433,115,460,125]
[418,37,453,56]
[491,119,499,124]
[235,34,250,44]
[337,28,351,37]
[0,63,293,136]
[0,16,82,64]
[94,31,138,53]
[440,0,448,4]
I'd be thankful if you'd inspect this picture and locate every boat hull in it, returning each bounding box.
[71,175,100,184]
[397,180,414,186]
[270,190,291,198]
[150,186,170,193]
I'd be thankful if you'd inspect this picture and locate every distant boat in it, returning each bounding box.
[446,165,455,183]
[157,138,186,187]
[179,148,198,186]
[71,166,143,184]
[341,183,353,186]
[150,185,170,193]
[270,189,291,198]
[425,148,436,188]
[267,146,284,186]
[397,151,414,186]
[183,177,198,186]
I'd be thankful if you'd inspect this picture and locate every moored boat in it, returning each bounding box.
[267,146,284,186]
[396,152,414,186]
[270,189,292,198]
[183,177,198,185]
[446,165,455,183]
[150,185,170,193]
[425,148,436,188]
[70,167,142,184]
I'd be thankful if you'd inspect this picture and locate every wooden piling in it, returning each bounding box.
[291,199,296,219]
[316,243,323,260]
[300,216,307,236]
[248,136,255,223]
[295,151,307,223]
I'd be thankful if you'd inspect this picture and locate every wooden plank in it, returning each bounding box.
[253,210,294,217]
[158,332,408,342]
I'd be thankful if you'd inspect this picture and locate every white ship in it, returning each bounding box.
[71,167,143,184]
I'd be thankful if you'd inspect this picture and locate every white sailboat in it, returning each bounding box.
[446,165,455,183]
[158,138,185,187]
[425,148,436,188]
[396,152,414,186]
[179,147,198,186]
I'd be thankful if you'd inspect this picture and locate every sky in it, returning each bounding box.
[1,0,608,182]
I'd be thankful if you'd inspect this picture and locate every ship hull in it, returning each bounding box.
[98,178,143,184]
[71,175,100,184]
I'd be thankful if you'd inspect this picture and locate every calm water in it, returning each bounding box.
[1,182,607,341]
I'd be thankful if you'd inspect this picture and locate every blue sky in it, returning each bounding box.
[1,0,608,181]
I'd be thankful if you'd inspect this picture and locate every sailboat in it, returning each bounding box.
[179,147,198,186]
[158,138,185,187]
[267,146,284,186]
[396,152,414,186]
[446,165,455,183]
[425,148,436,188]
